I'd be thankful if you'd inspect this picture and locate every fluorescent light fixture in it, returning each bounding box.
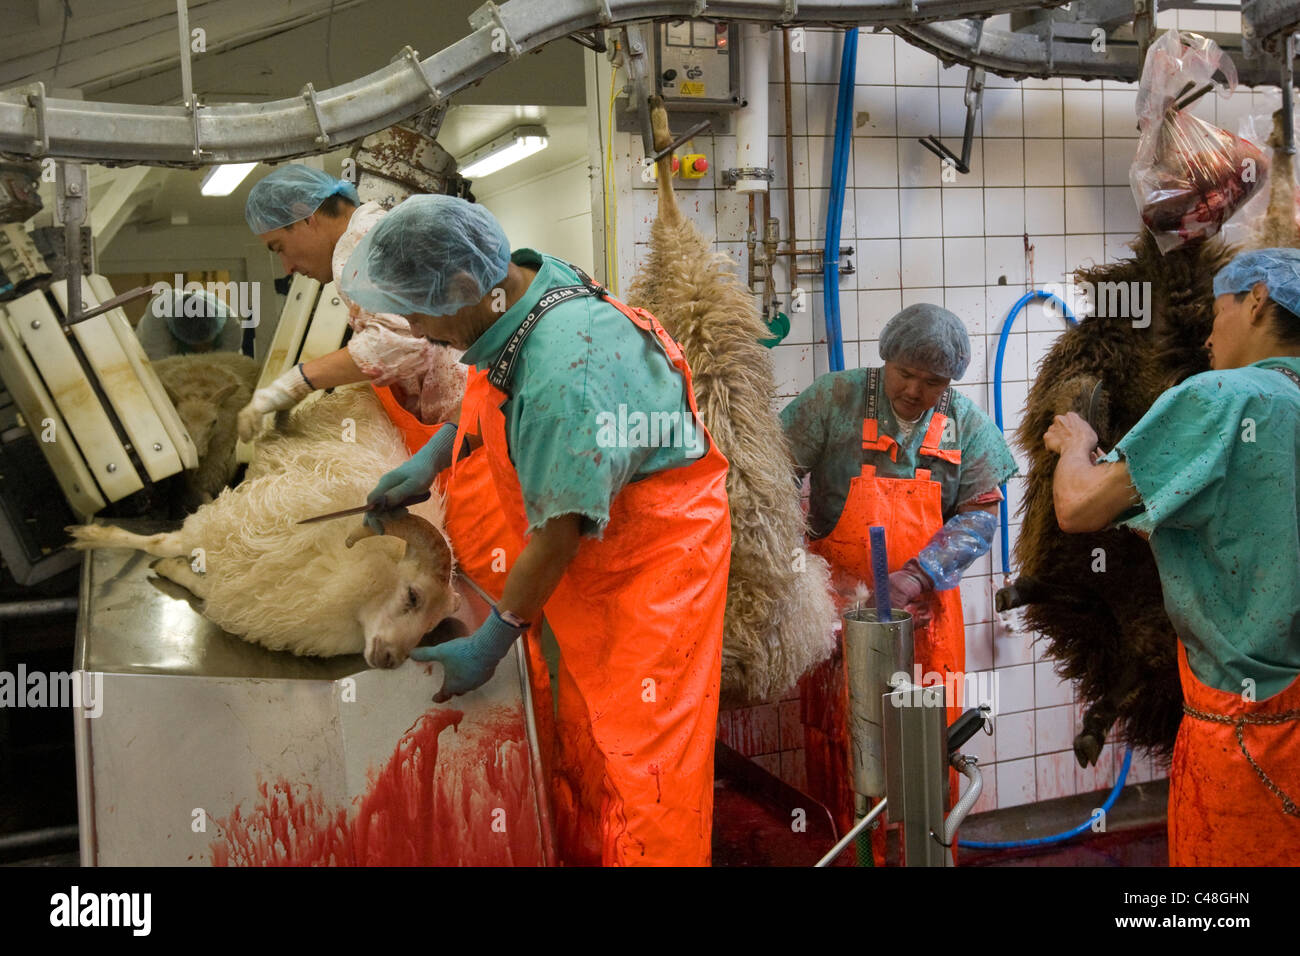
[458,125,549,178]
[200,162,258,197]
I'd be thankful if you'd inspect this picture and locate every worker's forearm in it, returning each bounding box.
[301,346,369,389]
[497,513,584,622]
[1052,449,1133,533]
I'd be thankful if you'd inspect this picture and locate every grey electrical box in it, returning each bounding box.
[653,20,741,110]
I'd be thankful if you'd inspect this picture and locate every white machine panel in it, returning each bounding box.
[298,280,351,364]
[88,274,198,471]
[51,278,185,483]
[0,304,106,518]
[3,288,142,502]
[238,274,349,464]
[257,274,318,389]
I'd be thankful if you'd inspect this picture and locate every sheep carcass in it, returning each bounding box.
[151,352,258,507]
[1007,112,1298,764]
[68,384,459,668]
[1004,228,1228,764]
[624,98,836,705]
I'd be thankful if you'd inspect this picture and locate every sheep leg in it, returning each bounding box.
[648,96,683,227]
[64,523,188,559]
[151,555,208,599]
[995,575,1089,612]
[1074,701,1116,768]
[1073,657,1144,767]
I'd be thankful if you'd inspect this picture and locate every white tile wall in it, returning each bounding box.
[607,15,1275,810]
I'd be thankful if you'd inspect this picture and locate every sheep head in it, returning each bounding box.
[346,513,459,669]
[173,396,224,459]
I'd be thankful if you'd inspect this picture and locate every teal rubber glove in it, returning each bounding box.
[410,608,524,702]
[365,422,457,532]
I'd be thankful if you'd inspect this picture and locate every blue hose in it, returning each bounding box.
[821,28,857,373]
[971,290,1133,853]
[959,746,1133,849]
[992,290,1077,577]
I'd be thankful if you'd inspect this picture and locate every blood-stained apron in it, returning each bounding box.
[1169,640,1300,864]
[801,367,966,862]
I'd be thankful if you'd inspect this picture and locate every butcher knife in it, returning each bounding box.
[296,490,432,524]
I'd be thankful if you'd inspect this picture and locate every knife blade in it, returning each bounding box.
[296,489,432,525]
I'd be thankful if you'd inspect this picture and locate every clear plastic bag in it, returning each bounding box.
[1219,107,1300,249]
[1130,29,1268,253]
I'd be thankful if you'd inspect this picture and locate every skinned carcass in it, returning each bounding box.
[1007,110,1299,765]
[68,385,460,669]
[624,98,836,705]
[151,352,258,508]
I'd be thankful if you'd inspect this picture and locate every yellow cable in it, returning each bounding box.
[605,61,619,293]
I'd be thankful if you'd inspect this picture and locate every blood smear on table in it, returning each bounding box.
[210,704,545,866]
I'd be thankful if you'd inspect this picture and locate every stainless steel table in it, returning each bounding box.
[73,524,554,866]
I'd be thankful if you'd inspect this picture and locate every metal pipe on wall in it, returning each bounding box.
[732,23,773,194]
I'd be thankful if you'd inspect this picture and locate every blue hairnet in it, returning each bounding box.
[1212,247,1300,317]
[149,289,232,345]
[244,165,360,234]
[339,194,511,317]
[879,303,971,380]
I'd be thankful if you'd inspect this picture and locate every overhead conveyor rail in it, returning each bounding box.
[898,1,1300,84]
[1,0,1297,167]
[0,0,1087,167]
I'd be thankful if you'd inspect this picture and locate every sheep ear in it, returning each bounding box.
[210,381,240,406]
[345,521,379,548]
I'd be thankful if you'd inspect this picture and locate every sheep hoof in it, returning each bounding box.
[994,584,1021,613]
[1073,732,1104,768]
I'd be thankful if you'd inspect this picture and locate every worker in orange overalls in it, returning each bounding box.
[780,305,1016,861]
[340,195,731,867]
[1047,247,1300,866]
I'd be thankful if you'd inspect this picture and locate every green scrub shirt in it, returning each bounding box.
[780,367,1019,539]
[460,249,700,538]
[1100,356,1300,699]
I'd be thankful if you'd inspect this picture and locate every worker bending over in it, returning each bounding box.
[340,195,731,867]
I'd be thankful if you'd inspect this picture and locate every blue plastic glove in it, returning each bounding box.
[364,422,457,532]
[915,510,998,591]
[410,608,524,702]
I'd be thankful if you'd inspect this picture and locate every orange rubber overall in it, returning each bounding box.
[450,291,731,866]
[1168,642,1300,865]
[802,373,966,863]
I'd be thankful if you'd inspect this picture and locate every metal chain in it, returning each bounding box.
[1182,703,1300,817]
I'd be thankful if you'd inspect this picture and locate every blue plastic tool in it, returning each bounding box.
[869,525,892,622]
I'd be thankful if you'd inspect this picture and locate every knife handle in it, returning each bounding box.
[387,489,433,511]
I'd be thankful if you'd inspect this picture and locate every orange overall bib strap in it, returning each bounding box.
[802,369,968,861]
[459,275,730,867]
[1168,643,1300,866]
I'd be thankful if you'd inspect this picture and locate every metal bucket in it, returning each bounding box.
[842,608,914,798]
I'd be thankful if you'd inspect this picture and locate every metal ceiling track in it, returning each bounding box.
[898,0,1300,85]
[0,0,1076,166]
[1,0,1298,167]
